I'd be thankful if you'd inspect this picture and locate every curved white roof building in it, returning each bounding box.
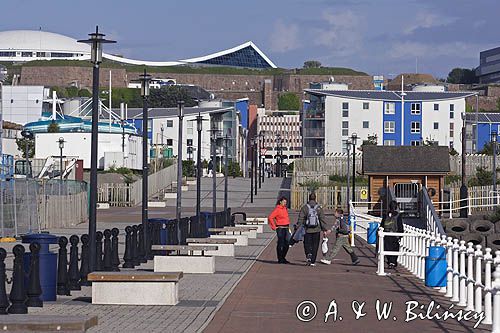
[0,30,277,69]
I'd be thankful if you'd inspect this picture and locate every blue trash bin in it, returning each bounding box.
[21,233,58,301]
[367,222,380,244]
[425,246,447,287]
[202,212,214,236]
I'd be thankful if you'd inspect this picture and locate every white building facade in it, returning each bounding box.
[1,86,47,125]
[303,89,475,155]
[257,109,302,167]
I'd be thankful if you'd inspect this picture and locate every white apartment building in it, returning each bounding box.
[303,88,476,155]
[1,85,48,125]
[256,108,302,168]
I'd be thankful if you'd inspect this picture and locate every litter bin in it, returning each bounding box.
[367,222,380,244]
[425,246,447,287]
[21,233,58,301]
[202,212,214,236]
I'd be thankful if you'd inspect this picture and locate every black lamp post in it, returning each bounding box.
[351,133,358,204]
[176,101,184,241]
[58,137,65,180]
[254,138,258,196]
[491,131,497,201]
[276,133,281,178]
[224,134,229,212]
[194,111,206,223]
[460,116,468,218]
[250,138,254,203]
[139,69,151,259]
[78,26,115,272]
[345,138,352,211]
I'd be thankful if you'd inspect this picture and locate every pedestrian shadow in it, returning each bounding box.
[255,259,302,266]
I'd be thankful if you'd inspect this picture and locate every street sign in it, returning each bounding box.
[360,188,368,200]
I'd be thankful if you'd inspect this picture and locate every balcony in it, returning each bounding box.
[303,128,325,138]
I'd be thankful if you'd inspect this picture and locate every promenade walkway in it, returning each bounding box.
[205,235,491,333]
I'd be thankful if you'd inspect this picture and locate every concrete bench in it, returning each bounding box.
[234,222,264,233]
[246,217,268,224]
[152,245,218,274]
[186,238,236,257]
[88,271,183,305]
[0,315,98,332]
[209,226,258,239]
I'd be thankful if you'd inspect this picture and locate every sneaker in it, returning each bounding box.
[306,257,312,266]
[388,263,396,269]
[310,263,316,266]
[320,259,331,265]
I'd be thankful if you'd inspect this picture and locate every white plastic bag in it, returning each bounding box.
[321,237,329,255]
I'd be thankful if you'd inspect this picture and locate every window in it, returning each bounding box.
[385,102,395,114]
[187,121,193,135]
[342,121,349,136]
[434,104,439,111]
[166,139,173,146]
[434,122,439,130]
[384,121,395,133]
[411,103,421,115]
[363,102,369,110]
[411,122,421,134]
[384,140,396,146]
[450,104,455,111]
[187,139,193,146]
[0,51,16,57]
[450,111,454,119]
[166,120,173,127]
[342,102,349,117]
[363,121,369,129]
[411,140,421,146]
[21,52,33,57]
[450,123,454,138]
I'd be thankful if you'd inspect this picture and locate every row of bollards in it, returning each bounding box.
[123,224,155,269]
[56,228,122,296]
[0,243,43,314]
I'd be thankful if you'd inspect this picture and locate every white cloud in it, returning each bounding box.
[269,20,300,53]
[388,41,484,60]
[312,10,362,57]
[404,11,457,35]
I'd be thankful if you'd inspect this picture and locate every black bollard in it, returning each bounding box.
[137,225,146,264]
[26,242,43,307]
[103,229,113,271]
[8,245,27,314]
[122,226,134,268]
[68,235,81,291]
[111,228,121,271]
[146,224,154,260]
[0,248,10,314]
[131,225,139,266]
[95,231,104,272]
[57,236,70,296]
[79,234,91,286]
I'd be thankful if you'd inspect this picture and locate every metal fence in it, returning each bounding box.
[0,179,88,237]
[98,162,178,207]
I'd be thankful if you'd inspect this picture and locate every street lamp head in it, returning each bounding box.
[491,131,498,143]
[21,129,34,140]
[351,133,358,145]
[58,137,65,149]
[77,26,116,65]
[178,100,185,118]
[139,69,152,97]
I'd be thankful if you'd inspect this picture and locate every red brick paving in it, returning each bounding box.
[204,236,490,333]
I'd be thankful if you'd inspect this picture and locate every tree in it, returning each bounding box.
[446,68,478,84]
[478,141,498,156]
[278,93,300,110]
[303,60,322,69]
[362,134,377,146]
[47,122,60,133]
[16,137,35,158]
[78,88,92,97]
[468,167,493,187]
[148,86,196,108]
[182,160,195,177]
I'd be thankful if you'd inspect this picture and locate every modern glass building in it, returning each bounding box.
[0,30,277,69]
[477,46,500,84]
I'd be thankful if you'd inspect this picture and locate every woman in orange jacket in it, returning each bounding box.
[268,196,291,264]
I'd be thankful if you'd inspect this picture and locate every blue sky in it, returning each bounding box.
[1,0,498,78]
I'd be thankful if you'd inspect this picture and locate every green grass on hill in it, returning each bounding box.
[10,59,368,76]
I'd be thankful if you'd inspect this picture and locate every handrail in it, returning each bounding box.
[377,225,500,330]
[420,186,445,236]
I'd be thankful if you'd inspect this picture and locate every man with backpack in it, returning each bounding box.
[297,193,330,266]
[320,208,360,265]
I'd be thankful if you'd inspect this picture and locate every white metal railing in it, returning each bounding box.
[435,194,500,218]
[377,225,500,331]
[348,201,381,247]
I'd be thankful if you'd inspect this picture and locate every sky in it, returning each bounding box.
[1,0,498,78]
